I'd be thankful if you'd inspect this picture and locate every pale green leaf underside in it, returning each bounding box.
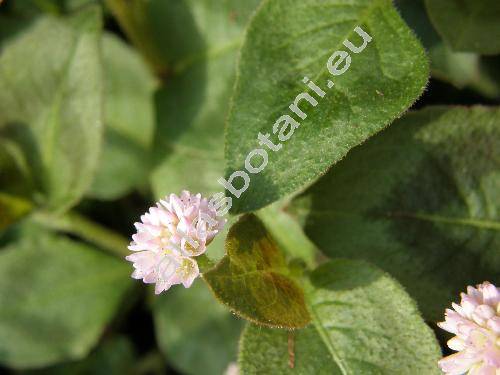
[240,260,441,374]
[225,0,428,213]
[0,226,132,368]
[0,8,103,212]
[425,0,500,55]
[204,214,311,328]
[291,106,500,320]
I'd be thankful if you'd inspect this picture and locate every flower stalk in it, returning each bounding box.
[32,210,129,258]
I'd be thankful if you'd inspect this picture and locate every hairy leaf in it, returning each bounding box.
[151,0,261,198]
[240,260,441,374]
[204,214,311,328]
[0,8,103,212]
[0,226,132,368]
[88,33,156,200]
[153,279,243,375]
[290,106,500,320]
[224,0,428,213]
[425,0,500,55]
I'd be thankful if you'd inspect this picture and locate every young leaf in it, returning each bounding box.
[0,8,103,212]
[203,214,311,328]
[0,226,132,368]
[150,0,261,199]
[290,106,500,320]
[153,280,243,375]
[87,33,157,200]
[239,260,441,374]
[425,0,500,55]
[224,0,428,213]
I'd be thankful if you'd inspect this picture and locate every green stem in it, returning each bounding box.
[197,254,216,273]
[32,211,129,258]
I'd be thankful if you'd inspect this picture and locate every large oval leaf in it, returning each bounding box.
[290,106,500,320]
[239,260,441,374]
[224,0,428,213]
[203,214,311,328]
[0,226,132,368]
[0,8,103,212]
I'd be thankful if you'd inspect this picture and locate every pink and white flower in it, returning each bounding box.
[438,282,500,375]
[126,191,225,294]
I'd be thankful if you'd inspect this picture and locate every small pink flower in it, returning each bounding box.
[438,282,500,374]
[126,191,225,294]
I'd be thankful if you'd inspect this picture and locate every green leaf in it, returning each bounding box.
[0,8,103,212]
[0,226,132,368]
[104,0,168,75]
[239,259,441,374]
[153,279,243,375]
[396,0,500,98]
[224,0,429,214]
[204,214,311,328]
[87,33,156,200]
[150,0,261,199]
[24,336,136,375]
[290,106,500,320]
[0,15,33,50]
[0,193,32,231]
[424,0,500,55]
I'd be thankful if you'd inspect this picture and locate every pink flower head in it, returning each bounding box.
[126,191,225,294]
[438,282,500,375]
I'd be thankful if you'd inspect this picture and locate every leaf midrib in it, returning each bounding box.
[310,0,383,84]
[309,302,350,375]
[388,211,500,230]
[41,31,83,175]
[295,207,500,231]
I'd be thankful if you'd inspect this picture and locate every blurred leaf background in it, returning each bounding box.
[0,0,498,374]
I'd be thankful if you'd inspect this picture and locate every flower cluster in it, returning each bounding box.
[438,281,500,375]
[126,191,225,294]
